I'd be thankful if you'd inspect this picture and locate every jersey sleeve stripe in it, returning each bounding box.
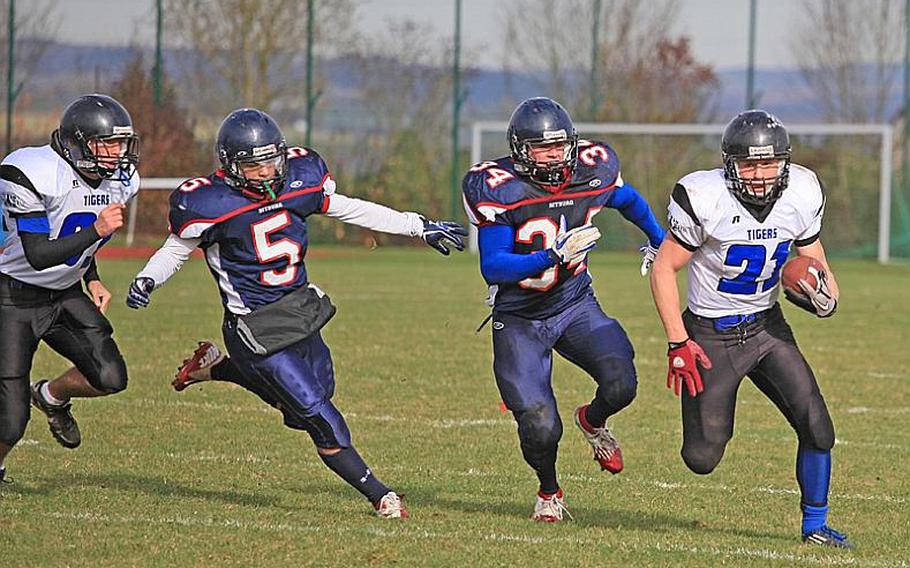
[174,174,330,238]
[669,230,699,251]
[670,183,700,226]
[16,215,51,234]
[794,232,820,247]
[473,185,615,213]
[0,164,42,199]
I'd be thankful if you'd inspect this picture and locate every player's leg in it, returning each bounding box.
[224,327,405,517]
[35,290,128,448]
[492,312,569,520]
[746,308,849,548]
[679,312,753,474]
[553,295,635,473]
[0,298,43,475]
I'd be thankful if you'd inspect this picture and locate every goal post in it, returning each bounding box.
[469,121,897,264]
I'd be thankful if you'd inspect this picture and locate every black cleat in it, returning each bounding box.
[30,380,81,449]
[802,525,854,550]
[0,465,10,484]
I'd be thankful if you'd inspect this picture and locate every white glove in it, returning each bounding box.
[550,216,601,265]
[796,269,837,318]
[639,244,658,276]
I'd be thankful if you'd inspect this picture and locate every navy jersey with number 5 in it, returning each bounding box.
[167,147,332,315]
[463,140,664,319]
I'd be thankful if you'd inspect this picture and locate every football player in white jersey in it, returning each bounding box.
[649,110,852,549]
[0,94,139,483]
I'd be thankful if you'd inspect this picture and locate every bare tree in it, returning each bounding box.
[791,0,903,123]
[165,0,356,114]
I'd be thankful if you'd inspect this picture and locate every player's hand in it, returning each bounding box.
[551,219,601,265]
[126,276,155,309]
[639,243,658,276]
[94,203,126,237]
[86,280,112,314]
[787,270,837,318]
[667,338,712,397]
[421,217,468,255]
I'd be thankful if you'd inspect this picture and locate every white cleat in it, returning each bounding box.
[375,491,409,519]
[531,488,572,522]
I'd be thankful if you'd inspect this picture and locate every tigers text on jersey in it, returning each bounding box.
[462,140,625,319]
[167,147,332,315]
[0,145,139,289]
[668,164,824,318]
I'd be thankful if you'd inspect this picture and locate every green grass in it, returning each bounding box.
[3,247,908,567]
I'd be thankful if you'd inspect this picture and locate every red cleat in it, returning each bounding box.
[374,491,409,519]
[574,404,624,474]
[531,488,572,522]
[173,341,225,392]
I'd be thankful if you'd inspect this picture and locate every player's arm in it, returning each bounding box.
[605,183,666,246]
[794,239,839,299]
[322,193,467,255]
[13,205,124,271]
[479,224,558,283]
[649,234,692,343]
[126,234,200,309]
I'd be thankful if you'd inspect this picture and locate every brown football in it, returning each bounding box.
[781,256,824,296]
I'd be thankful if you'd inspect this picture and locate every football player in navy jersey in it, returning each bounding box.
[650,110,851,548]
[126,108,466,518]
[0,94,140,483]
[462,97,665,521]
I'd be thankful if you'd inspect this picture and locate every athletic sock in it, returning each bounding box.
[319,447,390,504]
[41,382,68,406]
[796,446,831,533]
[584,399,609,429]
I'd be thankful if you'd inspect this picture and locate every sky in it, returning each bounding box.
[29,0,805,71]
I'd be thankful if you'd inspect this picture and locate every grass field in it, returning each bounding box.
[2,247,908,567]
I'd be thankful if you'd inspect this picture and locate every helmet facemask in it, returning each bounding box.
[223,142,288,199]
[78,130,141,181]
[512,133,578,186]
[723,153,790,206]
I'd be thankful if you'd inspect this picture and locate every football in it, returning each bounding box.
[781,255,825,296]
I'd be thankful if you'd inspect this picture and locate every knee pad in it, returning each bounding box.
[593,356,638,412]
[89,356,128,394]
[681,442,726,475]
[0,377,31,446]
[801,396,835,451]
[288,401,352,449]
[516,403,563,452]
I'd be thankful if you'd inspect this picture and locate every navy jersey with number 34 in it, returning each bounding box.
[463,140,660,319]
[167,147,332,315]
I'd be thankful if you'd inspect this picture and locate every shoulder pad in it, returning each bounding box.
[575,139,621,187]
[2,146,64,197]
[168,174,238,238]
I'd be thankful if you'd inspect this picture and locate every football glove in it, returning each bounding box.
[550,217,601,265]
[421,217,468,255]
[126,276,155,309]
[666,338,712,397]
[784,270,837,318]
[639,243,658,276]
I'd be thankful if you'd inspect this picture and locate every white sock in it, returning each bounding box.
[41,382,68,406]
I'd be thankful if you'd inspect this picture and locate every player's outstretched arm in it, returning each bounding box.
[322,193,467,255]
[126,234,200,309]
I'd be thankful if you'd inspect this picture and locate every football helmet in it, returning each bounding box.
[507,97,578,186]
[721,109,791,205]
[54,94,140,180]
[216,108,288,197]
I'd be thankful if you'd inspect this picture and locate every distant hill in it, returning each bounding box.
[12,40,905,129]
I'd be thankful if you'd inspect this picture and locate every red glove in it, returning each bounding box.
[666,339,712,397]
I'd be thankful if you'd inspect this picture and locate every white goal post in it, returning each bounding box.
[469,121,895,264]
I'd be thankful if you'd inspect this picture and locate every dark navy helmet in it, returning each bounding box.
[507,97,578,186]
[54,94,140,180]
[216,108,288,197]
[721,109,791,205]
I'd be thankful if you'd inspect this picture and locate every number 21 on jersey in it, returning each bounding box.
[718,240,791,294]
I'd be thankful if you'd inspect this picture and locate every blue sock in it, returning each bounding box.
[796,446,831,534]
[319,447,390,505]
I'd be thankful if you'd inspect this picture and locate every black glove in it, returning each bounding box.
[126,277,156,309]
[421,217,468,255]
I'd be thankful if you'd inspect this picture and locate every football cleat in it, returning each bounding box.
[374,491,409,519]
[173,341,225,391]
[574,405,623,474]
[802,525,854,549]
[531,488,572,522]
[30,380,81,449]
[0,465,9,484]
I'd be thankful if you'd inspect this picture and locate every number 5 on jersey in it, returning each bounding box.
[251,211,301,286]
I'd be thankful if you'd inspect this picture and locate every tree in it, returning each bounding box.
[165,0,356,115]
[110,52,207,240]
